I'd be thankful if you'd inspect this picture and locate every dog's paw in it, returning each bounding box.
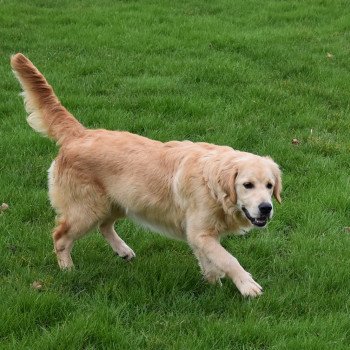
[234,272,263,297]
[116,243,136,261]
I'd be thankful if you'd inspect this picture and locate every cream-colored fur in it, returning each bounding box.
[11,53,282,297]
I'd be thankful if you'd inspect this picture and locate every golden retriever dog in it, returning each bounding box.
[11,53,281,297]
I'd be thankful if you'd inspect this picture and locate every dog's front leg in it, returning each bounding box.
[187,230,262,297]
[196,250,225,285]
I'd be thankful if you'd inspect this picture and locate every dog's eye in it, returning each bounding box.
[266,183,273,189]
[243,182,254,189]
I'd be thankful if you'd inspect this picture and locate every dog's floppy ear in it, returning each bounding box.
[265,156,282,204]
[273,165,282,204]
[219,168,238,205]
[204,157,238,211]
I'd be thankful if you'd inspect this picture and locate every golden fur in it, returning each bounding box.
[11,53,282,297]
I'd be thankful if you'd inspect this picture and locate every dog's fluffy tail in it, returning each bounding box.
[11,53,85,144]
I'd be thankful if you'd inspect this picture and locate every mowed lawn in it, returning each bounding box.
[1,0,350,348]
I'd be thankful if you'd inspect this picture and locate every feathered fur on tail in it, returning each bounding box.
[11,53,85,145]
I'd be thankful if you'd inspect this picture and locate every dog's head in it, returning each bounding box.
[233,156,281,227]
[207,153,282,228]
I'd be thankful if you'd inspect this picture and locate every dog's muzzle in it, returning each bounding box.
[242,206,270,227]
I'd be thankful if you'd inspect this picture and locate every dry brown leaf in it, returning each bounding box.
[0,203,9,212]
[31,281,43,290]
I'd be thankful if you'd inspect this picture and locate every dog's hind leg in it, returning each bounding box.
[53,220,73,269]
[53,211,99,270]
[49,170,110,269]
[99,210,135,261]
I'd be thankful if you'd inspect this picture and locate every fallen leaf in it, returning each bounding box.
[326,52,334,59]
[292,138,300,145]
[0,203,9,212]
[31,281,43,290]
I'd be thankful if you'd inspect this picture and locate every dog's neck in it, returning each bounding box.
[221,205,253,236]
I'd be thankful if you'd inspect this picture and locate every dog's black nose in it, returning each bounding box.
[258,202,272,215]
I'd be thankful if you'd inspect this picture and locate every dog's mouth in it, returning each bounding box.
[242,207,269,228]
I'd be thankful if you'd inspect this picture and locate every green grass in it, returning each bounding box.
[1,0,350,348]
